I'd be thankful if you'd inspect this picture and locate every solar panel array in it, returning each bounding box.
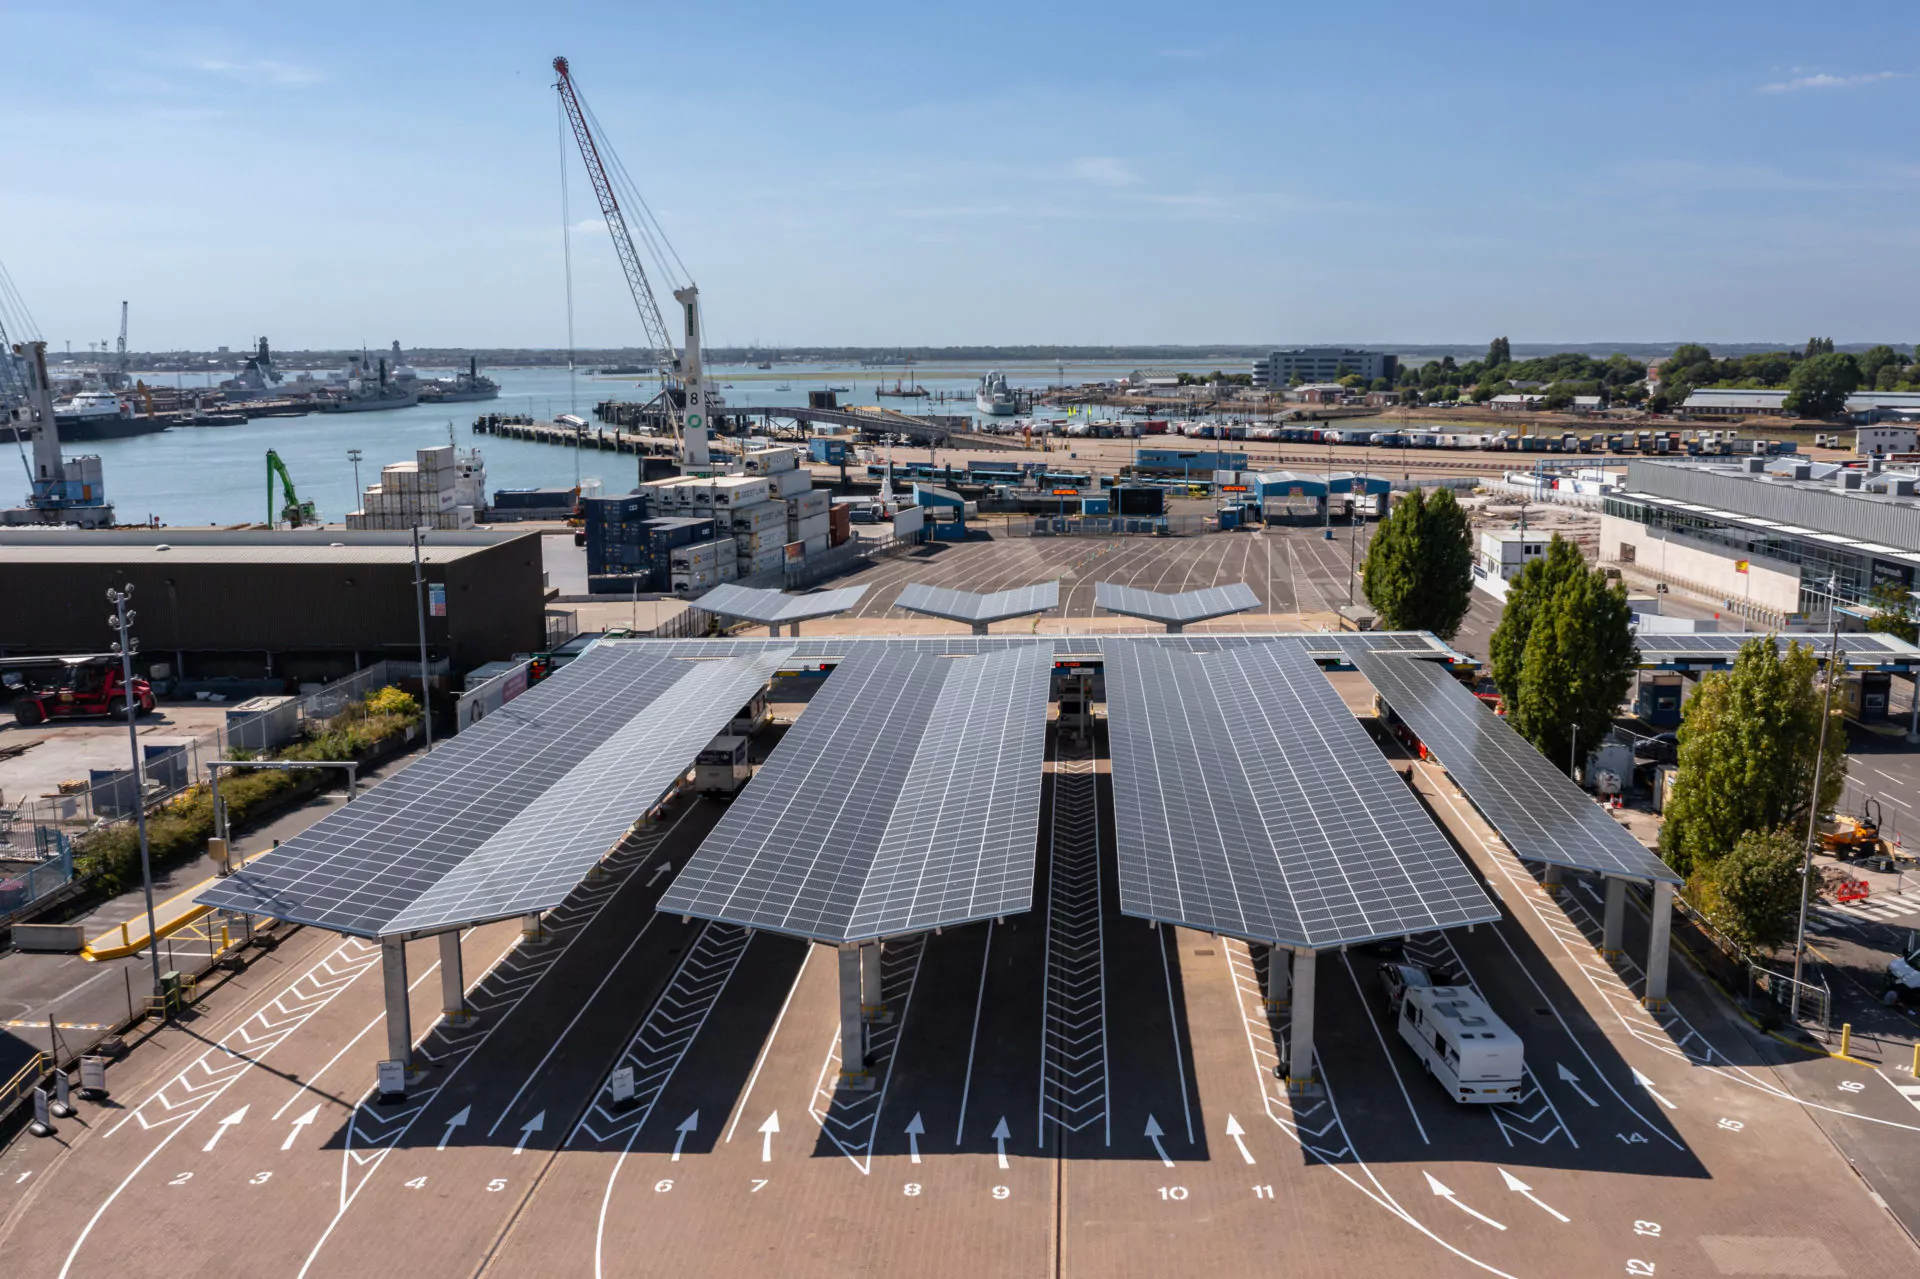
[694,583,869,624]
[658,644,1052,942]
[627,630,1450,662]
[383,650,793,935]
[1094,581,1262,625]
[894,581,1060,624]
[1351,652,1681,884]
[1635,631,1920,661]
[1103,641,1498,948]
[196,646,786,935]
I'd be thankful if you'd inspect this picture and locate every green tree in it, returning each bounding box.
[1369,376,1391,392]
[1858,344,1900,389]
[1488,536,1589,701]
[1337,373,1364,389]
[1804,336,1835,358]
[1486,336,1511,368]
[1361,487,1473,638]
[1782,351,1861,418]
[1689,828,1806,954]
[1865,581,1919,643]
[1506,568,1639,775]
[1658,638,1848,877]
[1542,385,1575,410]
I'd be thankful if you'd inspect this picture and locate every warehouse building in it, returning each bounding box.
[1602,458,1920,626]
[0,528,548,684]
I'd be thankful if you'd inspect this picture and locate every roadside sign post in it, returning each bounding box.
[376,1059,408,1102]
[610,1066,636,1109]
[79,1055,109,1100]
[51,1070,74,1118]
[30,1087,53,1138]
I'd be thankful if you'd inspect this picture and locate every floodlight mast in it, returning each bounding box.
[552,55,704,455]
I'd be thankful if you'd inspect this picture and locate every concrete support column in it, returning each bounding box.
[860,942,890,1022]
[1542,862,1563,895]
[521,913,547,944]
[439,931,468,1021]
[1908,671,1919,745]
[1166,622,1185,634]
[767,623,781,638]
[837,944,871,1088]
[970,621,989,636]
[1265,945,1291,1010]
[1288,946,1317,1091]
[381,937,412,1070]
[1600,877,1626,957]
[1643,881,1674,1010]
[789,622,803,638]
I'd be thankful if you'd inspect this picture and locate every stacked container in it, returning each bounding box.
[344,445,475,530]
[582,493,652,591]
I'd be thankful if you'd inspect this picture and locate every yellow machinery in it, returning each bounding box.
[1820,798,1887,858]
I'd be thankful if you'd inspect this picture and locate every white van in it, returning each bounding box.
[1396,985,1525,1104]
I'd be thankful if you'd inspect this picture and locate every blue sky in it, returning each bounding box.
[5,1,1916,350]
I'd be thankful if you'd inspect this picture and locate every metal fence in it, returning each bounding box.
[545,609,580,650]
[1748,964,1833,1030]
[1017,515,1190,537]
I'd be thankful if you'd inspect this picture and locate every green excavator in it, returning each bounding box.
[266,449,319,528]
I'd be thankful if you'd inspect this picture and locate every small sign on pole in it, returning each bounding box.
[31,1087,53,1137]
[376,1059,408,1099]
[79,1055,108,1099]
[52,1071,74,1118]
[609,1066,636,1109]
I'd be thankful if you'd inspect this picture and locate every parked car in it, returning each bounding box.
[1379,961,1435,1019]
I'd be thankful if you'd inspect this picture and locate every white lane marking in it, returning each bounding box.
[271,939,453,1121]
[1425,1172,1506,1231]
[1144,1114,1174,1168]
[1631,1068,1677,1111]
[511,1110,544,1156]
[1498,1168,1571,1223]
[646,861,672,886]
[954,921,995,1146]
[725,946,811,1144]
[992,1116,1011,1170]
[670,1111,698,1162]
[202,1105,248,1152]
[905,1112,923,1164]
[1556,1063,1599,1107]
[436,1106,469,1152]
[758,1111,779,1163]
[1339,952,1430,1145]
[1157,927,1196,1145]
[1224,1113,1256,1165]
[282,1104,320,1151]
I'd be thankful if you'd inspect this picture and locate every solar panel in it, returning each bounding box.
[196,646,786,934]
[658,644,1052,942]
[1094,581,1262,627]
[382,650,793,935]
[894,581,1060,625]
[1350,652,1681,884]
[621,630,1452,663]
[1635,631,1920,661]
[1103,640,1498,948]
[694,583,869,625]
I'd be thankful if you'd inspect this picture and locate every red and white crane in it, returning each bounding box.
[552,55,709,459]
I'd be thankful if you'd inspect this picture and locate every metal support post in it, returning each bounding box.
[1542,863,1563,895]
[1265,944,1291,1010]
[1908,670,1919,745]
[439,931,469,1021]
[1288,947,1317,1091]
[1600,876,1626,957]
[521,913,548,945]
[767,623,780,638]
[1166,621,1184,634]
[380,937,413,1093]
[970,621,990,636]
[789,621,803,638]
[837,944,872,1088]
[1643,881,1674,1010]
[860,942,891,1023]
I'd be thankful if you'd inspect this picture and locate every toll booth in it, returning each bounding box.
[1841,672,1894,722]
[1635,672,1685,727]
[913,483,970,541]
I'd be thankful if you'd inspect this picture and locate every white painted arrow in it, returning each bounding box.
[203,1105,248,1152]
[1144,1114,1174,1169]
[1498,1168,1570,1222]
[1224,1114,1256,1165]
[647,862,673,887]
[992,1117,1011,1170]
[1631,1067,1676,1111]
[759,1111,779,1163]
[905,1113,925,1165]
[671,1110,698,1162]
[513,1110,545,1156]
[281,1103,320,1151]
[437,1105,470,1152]
[1424,1172,1506,1230]
[1556,1062,1599,1108]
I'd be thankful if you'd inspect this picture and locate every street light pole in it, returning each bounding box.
[1570,722,1579,780]
[107,586,164,1003]
[1791,576,1843,1021]
[412,526,435,752]
[347,447,363,497]
[1347,482,1362,604]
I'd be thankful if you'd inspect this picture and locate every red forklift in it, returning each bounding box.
[8,657,156,726]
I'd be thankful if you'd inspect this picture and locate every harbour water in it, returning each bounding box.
[41,360,1151,526]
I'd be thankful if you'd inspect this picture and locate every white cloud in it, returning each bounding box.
[195,58,324,87]
[1762,70,1902,93]
[1068,156,1139,187]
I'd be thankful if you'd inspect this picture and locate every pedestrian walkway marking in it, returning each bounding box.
[1819,891,1920,926]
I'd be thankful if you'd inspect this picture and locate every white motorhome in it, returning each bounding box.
[1396,985,1525,1103]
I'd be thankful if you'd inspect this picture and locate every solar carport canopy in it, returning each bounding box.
[659,644,1052,942]
[1103,640,1499,948]
[1351,652,1681,884]
[695,583,868,625]
[196,645,791,936]
[1094,581,1261,626]
[894,581,1059,624]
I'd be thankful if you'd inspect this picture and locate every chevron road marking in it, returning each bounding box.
[1038,733,1110,1148]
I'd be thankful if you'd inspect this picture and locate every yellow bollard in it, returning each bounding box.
[120,921,130,947]
[1912,1042,1919,1078]
[1839,1023,1852,1058]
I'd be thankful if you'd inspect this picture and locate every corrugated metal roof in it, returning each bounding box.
[0,542,498,565]
[1626,460,1920,552]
